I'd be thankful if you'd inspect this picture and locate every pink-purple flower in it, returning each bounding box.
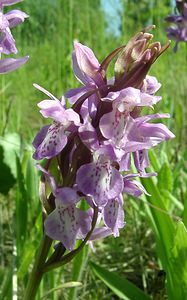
[165,0,187,52]
[33,84,80,160]
[33,27,175,251]
[0,0,28,73]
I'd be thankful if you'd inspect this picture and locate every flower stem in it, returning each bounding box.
[23,235,52,300]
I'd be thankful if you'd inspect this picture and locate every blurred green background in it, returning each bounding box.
[0,0,187,299]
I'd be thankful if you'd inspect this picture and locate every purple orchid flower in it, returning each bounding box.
[165,0,187,51]
[65,41,106,103]
[37,165,92,250]
[76,155,123,207]
[65,41,109,120]
[33,84,80,160]
[33,27,175,251]
[121,114,175,153]
[72,41,104,87]
[0,10,28,54]
[0,0,28,54]
[45,192,92,250]
[101,86,161,112]
[100,111,174,154]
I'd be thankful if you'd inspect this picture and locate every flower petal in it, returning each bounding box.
[32,125,50,148]
[73,41,103,86]
[0,55,29,74]
[5,10,28,28]
[142,75,161,94]
[36,164,58,193]
[89,227,112,241]
[37,100,66,122]
[104,196,125,237]
[0,0,22,6]
[44,204,80,250]
[0,28,17,54]
[76,157,123,206]
[114,87,161,113]
[122,115,175,153]
[33,83,60,101]
[124,178,150,197]
[100,108,128,143]
[33,123,67,160]
[78,122,99,151]
[65,86,93,104]
[55,187,79,206]
[133,149,150,173]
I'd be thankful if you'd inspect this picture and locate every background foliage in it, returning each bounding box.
[0,0,187,299]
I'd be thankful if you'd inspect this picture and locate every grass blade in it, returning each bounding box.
[90,262,151,300]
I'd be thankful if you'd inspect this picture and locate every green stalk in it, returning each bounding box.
[23,235,52,300]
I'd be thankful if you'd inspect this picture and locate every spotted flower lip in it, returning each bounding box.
[37,165,92,251]
[44,204,92,250]
[32,85,80,160]
[103,194,125,237]
[76,155,124,207]
[33,123,69,160]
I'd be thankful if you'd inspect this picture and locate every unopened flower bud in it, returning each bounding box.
[114,27,155,81]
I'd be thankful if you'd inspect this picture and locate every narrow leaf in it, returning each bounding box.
[40,282,82,299]
[90,262,151,300]
[168,222,187,300]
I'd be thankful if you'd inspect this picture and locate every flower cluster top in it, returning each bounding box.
[165,0,187,52]
[33,26,175,251]
[0,0,28,73]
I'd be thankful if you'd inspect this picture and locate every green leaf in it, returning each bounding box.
[182,195,187,227]
[25,152,39,202]
[68,243,89,300]
[168,222,187,300]
[148,149,161,173]
[40,282,82,299]
[0,267,13,300]
[90,262,151,300]
[141,176,175,261]
[17,244,36,279]
[0,133,22,178]
[157,163,173,193]
[0,145,15,194]
[159,189,183,211]
[16,155,28,254]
